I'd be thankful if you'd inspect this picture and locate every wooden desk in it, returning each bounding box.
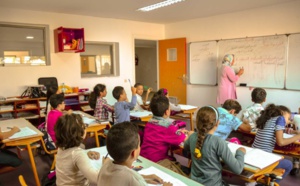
[88,146,203,186]
[1,118,43,186]
[171,105,198,131]
[238,130,300,159]
[74,111,110,147]
[130,111,153,122]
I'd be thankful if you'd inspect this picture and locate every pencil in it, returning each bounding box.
[104,153,109,159]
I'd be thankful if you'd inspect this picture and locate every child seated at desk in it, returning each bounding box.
[89,84,114,121]
[113,86,136,124]
[241,88,266,129]
[0,126,22,174]
[55,113,100,186]
[140,95,192,163]
[45,86,61,120]
[184,106,245,186]
[97,121,172,186]
[214,99,251,140]
[252,104,300,180]
[156,88,181,112]
[133,83,151,111]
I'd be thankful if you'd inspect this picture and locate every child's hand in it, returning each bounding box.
[67,109,73,114]
[147,88,152,94]
[163,182,173,186]
[87,151,100,160]
[102,156,110,165]
[11,126,20,134]
[142,174,163,184]
[237,147,246,154]
[131,87,137,95]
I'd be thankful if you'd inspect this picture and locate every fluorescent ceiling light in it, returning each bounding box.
[26,36,34,39]
[138,0,185,12]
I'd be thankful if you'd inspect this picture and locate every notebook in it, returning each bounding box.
[227,143,282,169]
[178,104,197,110]
[130,111,152,118]
[8,127,37,139]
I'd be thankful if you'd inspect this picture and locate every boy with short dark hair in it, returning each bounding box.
[112,86,137,124]
[133,83,151,111]
[242,88,267,129]
[141,95,192,162]
[214,99,251,140]
[97,122,172,186]
[47,93,66,143]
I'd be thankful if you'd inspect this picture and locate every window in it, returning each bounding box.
[0,22,50,66]
[80,42,119,77]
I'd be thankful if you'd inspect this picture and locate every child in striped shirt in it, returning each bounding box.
[252,104,300,181]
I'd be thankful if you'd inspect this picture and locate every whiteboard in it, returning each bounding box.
[218,35,287,88]
[286,33,300,90]
[188,41,217,85]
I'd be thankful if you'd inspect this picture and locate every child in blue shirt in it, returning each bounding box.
[113,86,137,124]
[252,104,300,180]
[214,99,251,140]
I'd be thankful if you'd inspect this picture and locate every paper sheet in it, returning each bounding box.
[8,127,37,139]
[139,166,187,186]
[130,111,152,118]
[178,104,197,110]
[82,117,96,125]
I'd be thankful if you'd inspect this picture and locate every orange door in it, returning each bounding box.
[159,38,187,104]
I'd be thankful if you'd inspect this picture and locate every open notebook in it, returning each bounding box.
[227,143,282,169]
[8,127,37,139]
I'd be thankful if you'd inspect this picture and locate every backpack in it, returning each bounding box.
[157,159,187,177]
[41,170,56,186]
[38,122,56,150]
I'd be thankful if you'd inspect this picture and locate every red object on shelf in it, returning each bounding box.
[54,27,85,53]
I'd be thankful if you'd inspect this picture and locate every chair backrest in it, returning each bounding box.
[18,175,28,186]
[38,77,58,90]
[169,96,178,105]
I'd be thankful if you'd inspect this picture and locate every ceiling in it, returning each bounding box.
[0,0,297,24]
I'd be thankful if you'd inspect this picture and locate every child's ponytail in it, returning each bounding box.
[89,84,106,109]
[194,106,219,159]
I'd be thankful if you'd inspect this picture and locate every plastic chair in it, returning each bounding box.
[18,175,28,186]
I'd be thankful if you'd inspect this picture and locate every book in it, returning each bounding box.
[227,143,282,169]
[178,104,197,110]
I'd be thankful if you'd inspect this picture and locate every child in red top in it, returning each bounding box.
[47,94,66,143]
[140,95,193,162]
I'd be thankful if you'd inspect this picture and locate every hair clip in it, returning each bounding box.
[194,148,202,159]
[163,88,168,96]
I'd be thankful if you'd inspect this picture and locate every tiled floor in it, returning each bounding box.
[1,137,300,186]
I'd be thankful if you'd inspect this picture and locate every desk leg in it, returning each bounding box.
[26,144,40,186]
[95,132,100,147]
[189,113,194,131]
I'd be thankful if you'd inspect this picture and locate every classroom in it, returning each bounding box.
[1,0,300,185]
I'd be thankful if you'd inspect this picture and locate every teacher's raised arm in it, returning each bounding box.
[217,54,244,105]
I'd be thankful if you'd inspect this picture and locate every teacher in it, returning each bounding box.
[217,54,244,105]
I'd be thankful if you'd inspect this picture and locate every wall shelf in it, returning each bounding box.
[54,27,85,53]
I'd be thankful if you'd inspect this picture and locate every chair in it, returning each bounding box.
[255,168,284,186]
[39,137,58,170]
[18,175,28,186]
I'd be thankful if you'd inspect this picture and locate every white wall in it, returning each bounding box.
[0,7,164,104]
[165,1,300,112]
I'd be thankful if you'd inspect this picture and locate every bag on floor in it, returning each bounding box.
[157,158,187,177]
[41,170,56,186]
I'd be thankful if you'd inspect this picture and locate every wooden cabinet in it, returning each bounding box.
[0,98,41,120]
[0,93,92,121]
[54,27,85,53]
